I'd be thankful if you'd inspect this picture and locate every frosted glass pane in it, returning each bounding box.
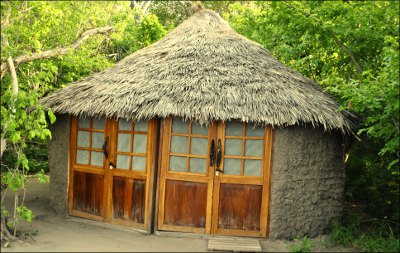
[77,131,89,147]
[76,150,89,164]
[132,156,146,171]
[244,160,262,176]
[93,118,105,130]
[78,117,90,128]
[170,136,188,154]
[119,119,131,131]
[117,154,130,170]
[172,118,188,133]
[245,140,263,157]
[226,121,243,136]
[190,137,208,155]
[134,120,148,131]
[223,158,241,175]
[189,158,206,174]
[191,123,208,135]
[133,134,147,154]
[92,132,104,149]
[246,124,264,137]
[117,133,131,152]
[225,139,242,156]
[91,151,103,167]
[169,156,186,172]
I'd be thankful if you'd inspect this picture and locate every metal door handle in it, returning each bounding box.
[209,139,215,166]
[102,137,109,159]
[216,139,222,170]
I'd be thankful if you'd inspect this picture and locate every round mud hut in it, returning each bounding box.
[41,8,354,239]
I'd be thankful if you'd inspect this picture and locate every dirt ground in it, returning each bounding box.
[1,178,358,252]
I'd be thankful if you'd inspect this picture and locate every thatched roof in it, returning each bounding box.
[41,9,354,133]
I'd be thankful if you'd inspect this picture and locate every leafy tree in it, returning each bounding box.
[1,0,166,244]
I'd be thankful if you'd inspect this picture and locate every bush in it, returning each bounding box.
[330,214,400,252]
[291,236,313,253]
[1,141,48,174]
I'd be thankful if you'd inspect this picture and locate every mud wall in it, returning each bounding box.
[268,125,345,239]
[48,114,70,215]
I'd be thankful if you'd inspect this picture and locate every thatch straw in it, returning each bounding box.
[40,9,355,133]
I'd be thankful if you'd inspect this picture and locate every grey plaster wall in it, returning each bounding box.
[48,114,70,215]
[268,125,345,239]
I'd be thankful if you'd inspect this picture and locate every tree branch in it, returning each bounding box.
[1,26,115,79]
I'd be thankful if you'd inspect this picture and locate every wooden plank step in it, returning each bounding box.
[208,238,262,252]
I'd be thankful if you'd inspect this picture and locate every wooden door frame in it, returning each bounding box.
[211,122,273,237]
[155,118,273,238]
[156,117,217,234]
[68,116,107,222]
[68,116,158,233]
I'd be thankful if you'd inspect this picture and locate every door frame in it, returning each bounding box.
[68,116,158,232]
[210,122,273,237]
[155,117,273,238]
[156,117,217,234]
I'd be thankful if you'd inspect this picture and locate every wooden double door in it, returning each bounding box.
[69,116,156,230]
[158,118,273,237]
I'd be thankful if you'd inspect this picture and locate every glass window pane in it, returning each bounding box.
[191,122,208,135]
[223,158,241,175]
[119,119,131,131]
[224,139,242,156]
[93,118,105,130]
[132,156,146,171]
[117,154,130,170]
[226,121,243,136]
[169,156,187,172]
[170,136,188,154]
[133,134,147,154]
[244,160,262,176]
[117,133,131,152]
[92,132,104,149]
[245,140,263,157]
[91,151,103,167]
[78,117,90,128]
[189,158,206,174]
[76,150,89,164]
[77,131,90,147]
[134,120,148,131]
[172,118,189,133]
[246,124,264,137]
[190,137,208,156]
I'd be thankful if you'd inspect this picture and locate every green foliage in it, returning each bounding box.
[290,236,313,253]
[330,215,400,252]
[345,138,399,224]
[17,205,33,223]
[1,170,25,192]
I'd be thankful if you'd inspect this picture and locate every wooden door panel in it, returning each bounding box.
[132,179,146,223]
[211,121,272,237]
[164,180,207,228]
[112,177,146,223]
[72,171,104,217]
[217,183,262,231]
[108,119,155,229]
[158,118,215,233]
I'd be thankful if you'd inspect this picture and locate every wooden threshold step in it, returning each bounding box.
[208,238,262,252]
